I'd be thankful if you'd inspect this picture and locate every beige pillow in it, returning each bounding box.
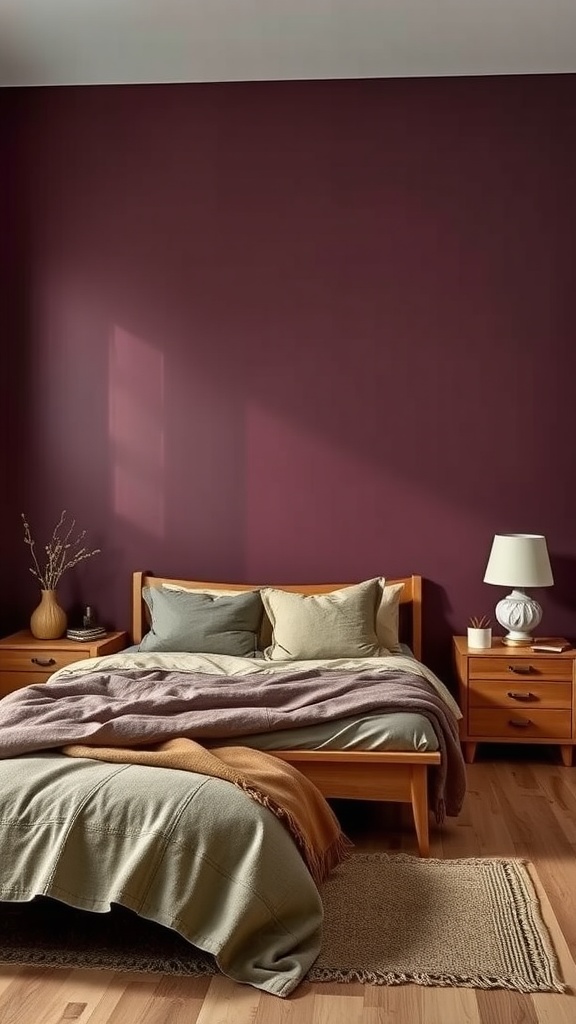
[376,580,404,653]
[261,578,381,661]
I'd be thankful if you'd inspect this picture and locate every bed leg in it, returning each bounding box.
[410,765,430,857]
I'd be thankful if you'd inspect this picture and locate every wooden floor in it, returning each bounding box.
[1,745,576,1024]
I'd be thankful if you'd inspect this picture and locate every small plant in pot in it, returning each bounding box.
[467,615,492,649]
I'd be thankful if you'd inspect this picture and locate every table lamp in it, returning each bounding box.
[483,533,554,646]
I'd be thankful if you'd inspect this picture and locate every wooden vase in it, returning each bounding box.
[30,589,67,640]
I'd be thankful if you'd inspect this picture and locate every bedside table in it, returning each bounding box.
[453,636,576,767]
[0,630,128,698]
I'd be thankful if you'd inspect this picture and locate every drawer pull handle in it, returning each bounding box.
[31,657,56,667]
[508,665,535,675]
[507,691,535,702]
[508,718,532,729]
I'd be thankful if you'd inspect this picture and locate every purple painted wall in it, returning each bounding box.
[1,91,28,634]
[4,75,576,671]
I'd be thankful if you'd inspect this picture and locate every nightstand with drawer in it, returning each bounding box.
[453,636,576,766]
[0,630,128,697]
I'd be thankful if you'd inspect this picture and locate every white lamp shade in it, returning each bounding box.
[483,534,554,588]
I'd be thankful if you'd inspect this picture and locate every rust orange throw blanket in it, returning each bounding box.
[62,738,351,885]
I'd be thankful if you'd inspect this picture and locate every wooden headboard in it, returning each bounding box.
[131,572,423,660]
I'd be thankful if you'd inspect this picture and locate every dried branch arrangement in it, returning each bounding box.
[22,511,100,590]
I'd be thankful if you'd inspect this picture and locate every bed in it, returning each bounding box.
[0,570,464,998]
[126,571,463,858]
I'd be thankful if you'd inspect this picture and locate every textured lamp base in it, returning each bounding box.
[495,589,542,646]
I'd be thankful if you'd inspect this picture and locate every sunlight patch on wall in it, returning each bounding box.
[109,326,165,538]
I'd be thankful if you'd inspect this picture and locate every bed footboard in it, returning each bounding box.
[270,750,441,857]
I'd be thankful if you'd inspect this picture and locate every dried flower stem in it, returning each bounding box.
[22,511,100,590]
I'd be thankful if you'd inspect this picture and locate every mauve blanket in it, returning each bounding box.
[0,667,465,818]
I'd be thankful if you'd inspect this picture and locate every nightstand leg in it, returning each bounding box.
[559,745,574,767]
[464,742,477,764]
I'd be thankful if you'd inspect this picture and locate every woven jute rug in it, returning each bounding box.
[0,853,566,994]
[308,852,566,993]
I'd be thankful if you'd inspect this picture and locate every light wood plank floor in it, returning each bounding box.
[1,746,575,1024]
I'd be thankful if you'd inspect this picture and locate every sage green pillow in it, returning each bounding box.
[139,587,263,656]
[261,578,381,661]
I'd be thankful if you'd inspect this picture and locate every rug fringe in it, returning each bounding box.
[307,967,568,994]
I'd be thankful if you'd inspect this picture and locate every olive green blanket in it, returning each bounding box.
[62,737,350,885]
[0,752,324,996]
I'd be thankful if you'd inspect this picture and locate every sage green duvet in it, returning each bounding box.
[0,752,323,997]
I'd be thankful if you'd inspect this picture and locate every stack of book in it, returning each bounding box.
[530,637,571,653]
[66,626,107,643]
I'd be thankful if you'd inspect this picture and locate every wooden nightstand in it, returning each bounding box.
[0,629,128,698]
[453,636,576,767]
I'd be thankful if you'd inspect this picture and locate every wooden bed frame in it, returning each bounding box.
[131,571,441,856]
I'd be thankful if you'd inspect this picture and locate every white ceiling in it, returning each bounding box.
[1,0,576,88]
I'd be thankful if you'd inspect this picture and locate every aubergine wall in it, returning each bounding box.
[0,94,10,629]
[4,75,576,671]
[0,92,28,634]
